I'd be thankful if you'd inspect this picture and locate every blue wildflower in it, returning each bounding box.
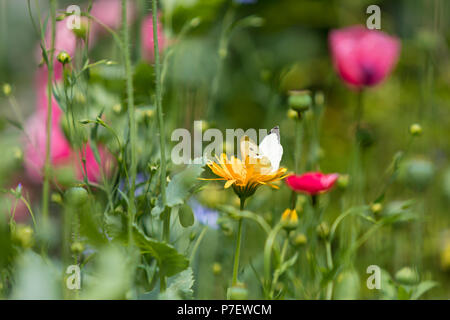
[189,199,219,229]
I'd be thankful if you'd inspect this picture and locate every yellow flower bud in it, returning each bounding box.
[71,242,84,254]
[2,83,12,97]
[212,262,222,275]
[409,123,422,136]
[13,225,34,248]
[291,232,307,246]
[287,109,298,120]
[57,51,71,65]
[317,222,330,239]
[281,208,298,230]
[370,202,383,214]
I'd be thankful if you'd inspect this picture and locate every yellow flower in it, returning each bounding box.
[202,153,287,199]
[281,208,298,230]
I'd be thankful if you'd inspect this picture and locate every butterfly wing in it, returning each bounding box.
[240,135,260,160]
[258,126,283,172]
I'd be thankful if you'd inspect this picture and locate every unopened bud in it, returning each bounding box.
[281,208,298,231]
[316,222,330,239]
[212,262,222,275]
[395,267,419,285]
[13,225,34,248]
[370,202,383,214]
[227,283,248,300]
[291,232,307,246]
[337,174,350,189]
[288,90,312,113]
[409,123,422,137]
[2,83,12,96]
[71,242,84,254]
[287,109,298,120]
[57,51,71,65]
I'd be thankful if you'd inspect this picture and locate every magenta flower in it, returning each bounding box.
[91,0,135,34]
[23,112,73,183]
[329,25,400,89]
[141,14,165,62]
[285,172,339,196]
[23,111,113,184]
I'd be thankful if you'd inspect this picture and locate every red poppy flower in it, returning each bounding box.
[285,172,339,195]
[329,25,400,89]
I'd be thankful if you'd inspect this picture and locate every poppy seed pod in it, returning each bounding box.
[227,283,248,300]
[395,267,419,285]
[288,90,312,113]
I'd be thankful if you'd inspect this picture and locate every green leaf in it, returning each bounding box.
[133,226,189,277]
[104,209,128,242]
[166,164,204,207]
[411,281,438,300]
[159,268,195,300]
[397,285,411,300]
[89,109,105,165]
[178,204,195,227]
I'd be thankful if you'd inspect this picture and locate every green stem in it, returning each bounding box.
[122,0,137,246]
[294,117,303,172]
[42,0,57,226]
[355,89,364,132]
[263,223,283,288]
[231,197,246,286]
[152,0,168,242]
[325,240,334,300]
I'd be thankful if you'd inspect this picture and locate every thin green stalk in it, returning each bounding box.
[263,223,283,287]
[152,0,168,242]
[122,0,137,246]
[355,89,364,132]
[325,240,333,300]
[190,226,208,262]
[42,0,57,224]
[231,198,246,286]
[294,117,303,173]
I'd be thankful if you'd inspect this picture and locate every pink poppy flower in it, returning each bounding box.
[329,25,400,89]
[35,66,64,123]
[23,111,112,184]
[23,112,73,183]
[91,0,135,34]
[141,13,165,62]
[285,172,339,195]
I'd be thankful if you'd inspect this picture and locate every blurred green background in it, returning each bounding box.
[0,0,449,299]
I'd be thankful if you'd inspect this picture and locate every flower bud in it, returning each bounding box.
[112,103,122,114]
[337,174,350,189]
[370,202,383,214]
[71,242,84,254]
[288,90,312,113]
[409,123,422,137]
[13,225,34,248]
[395,267,419,285]
[13,147,23,161]
[64,187,88,206]
[287,109,298,120]
[290,232,307,247]
[227,283,248,300]
[314,91,325,106]
[316,222,330,239]
[440,241,450,271]
[57,51,72,65]
[281,209,298,231]
[2,83,12,97]
[401,158,434,191]
[212,262,222,275]
[51,192,63,204]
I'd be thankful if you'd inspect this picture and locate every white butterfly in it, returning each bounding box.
[240,126,283,173]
